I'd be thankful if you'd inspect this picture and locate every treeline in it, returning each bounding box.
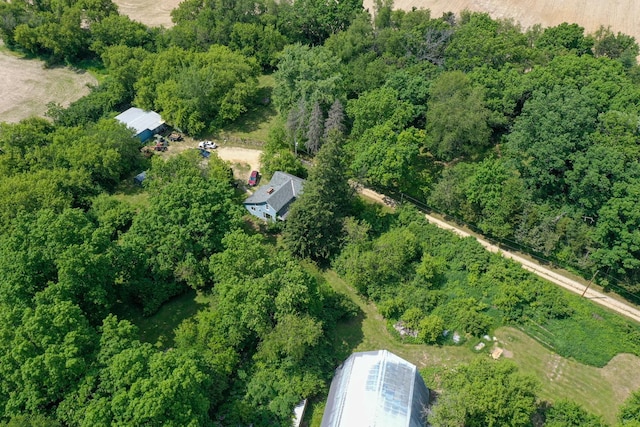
[0,0,362,133]
[0,118,356,424]
[6,0,640,297]
[264,9,640,298]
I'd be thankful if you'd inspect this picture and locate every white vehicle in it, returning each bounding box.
[198,140,218,149]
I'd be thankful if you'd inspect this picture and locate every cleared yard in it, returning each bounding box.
[0,50,96,123]
[362,0,640,42]
[497,327,640,425]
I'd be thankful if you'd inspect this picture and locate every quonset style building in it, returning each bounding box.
[321,350,430,427]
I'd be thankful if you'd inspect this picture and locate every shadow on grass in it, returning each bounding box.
[333,308,366,362]
[113,289,206,348]
[223,85,277,135]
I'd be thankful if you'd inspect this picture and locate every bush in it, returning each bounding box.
[418,314,445,344]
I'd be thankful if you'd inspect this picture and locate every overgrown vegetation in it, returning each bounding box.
[334,204,640,367]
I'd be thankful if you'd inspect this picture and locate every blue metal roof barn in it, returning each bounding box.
[321,350,430,427]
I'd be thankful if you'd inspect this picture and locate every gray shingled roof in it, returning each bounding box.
[244,171,304,214]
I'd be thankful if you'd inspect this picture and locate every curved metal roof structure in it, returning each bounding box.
[321,350,430,427]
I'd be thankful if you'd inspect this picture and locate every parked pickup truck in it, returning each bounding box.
[198,140,217,149]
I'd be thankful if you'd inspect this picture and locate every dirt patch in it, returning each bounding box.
[215,146,262,175]
[156,138,262,180]
[0,51,96,123]
[363,0,640,44]
[113,0,181,27]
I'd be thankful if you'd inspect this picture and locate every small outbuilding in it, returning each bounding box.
[115,107,165,143]
[133,171,147,186]
[321,350,430,427]
[244,171,304,221]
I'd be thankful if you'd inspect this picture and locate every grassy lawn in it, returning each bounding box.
[496,326,640,425]
[219,74,280,144]
[113,289,207,347]
[112,187,150,210]
[318,269,640,425]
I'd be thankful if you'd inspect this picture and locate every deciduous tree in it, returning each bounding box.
[429,358,538,427]
[426,71,491,161]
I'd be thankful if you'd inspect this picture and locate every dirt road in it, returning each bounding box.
[361,189,640,324]
[168,143,640,324]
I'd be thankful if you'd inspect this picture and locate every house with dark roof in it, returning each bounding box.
[244,171,304,221]
[115,107,165,143]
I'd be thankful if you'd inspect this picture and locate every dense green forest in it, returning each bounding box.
[3,0,640,424]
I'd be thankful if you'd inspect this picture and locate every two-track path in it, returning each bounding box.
[359,187,640,324]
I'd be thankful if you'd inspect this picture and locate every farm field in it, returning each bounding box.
[362,0,640,43]
[0,49,96,123]
[113,0,640,43]
[113,0,181,27]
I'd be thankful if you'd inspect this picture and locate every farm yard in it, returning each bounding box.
[3,0,640,424]
[0,49,96,123]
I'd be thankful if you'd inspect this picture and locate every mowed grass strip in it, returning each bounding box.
[496,327,640,425]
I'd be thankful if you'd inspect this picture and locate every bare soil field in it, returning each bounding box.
[363,0,640,41]
[113,0,181,27]
[0,51,97,124]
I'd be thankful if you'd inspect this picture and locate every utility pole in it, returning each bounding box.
[581,270,599,297]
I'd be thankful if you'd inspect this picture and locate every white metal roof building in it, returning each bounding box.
[115,107,165,142]
[321,350,429,427]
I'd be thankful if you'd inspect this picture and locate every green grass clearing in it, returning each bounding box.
[495,326,640,425]
[219,74,280,144]
[112,188,150,210]
[113,289,206,347]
